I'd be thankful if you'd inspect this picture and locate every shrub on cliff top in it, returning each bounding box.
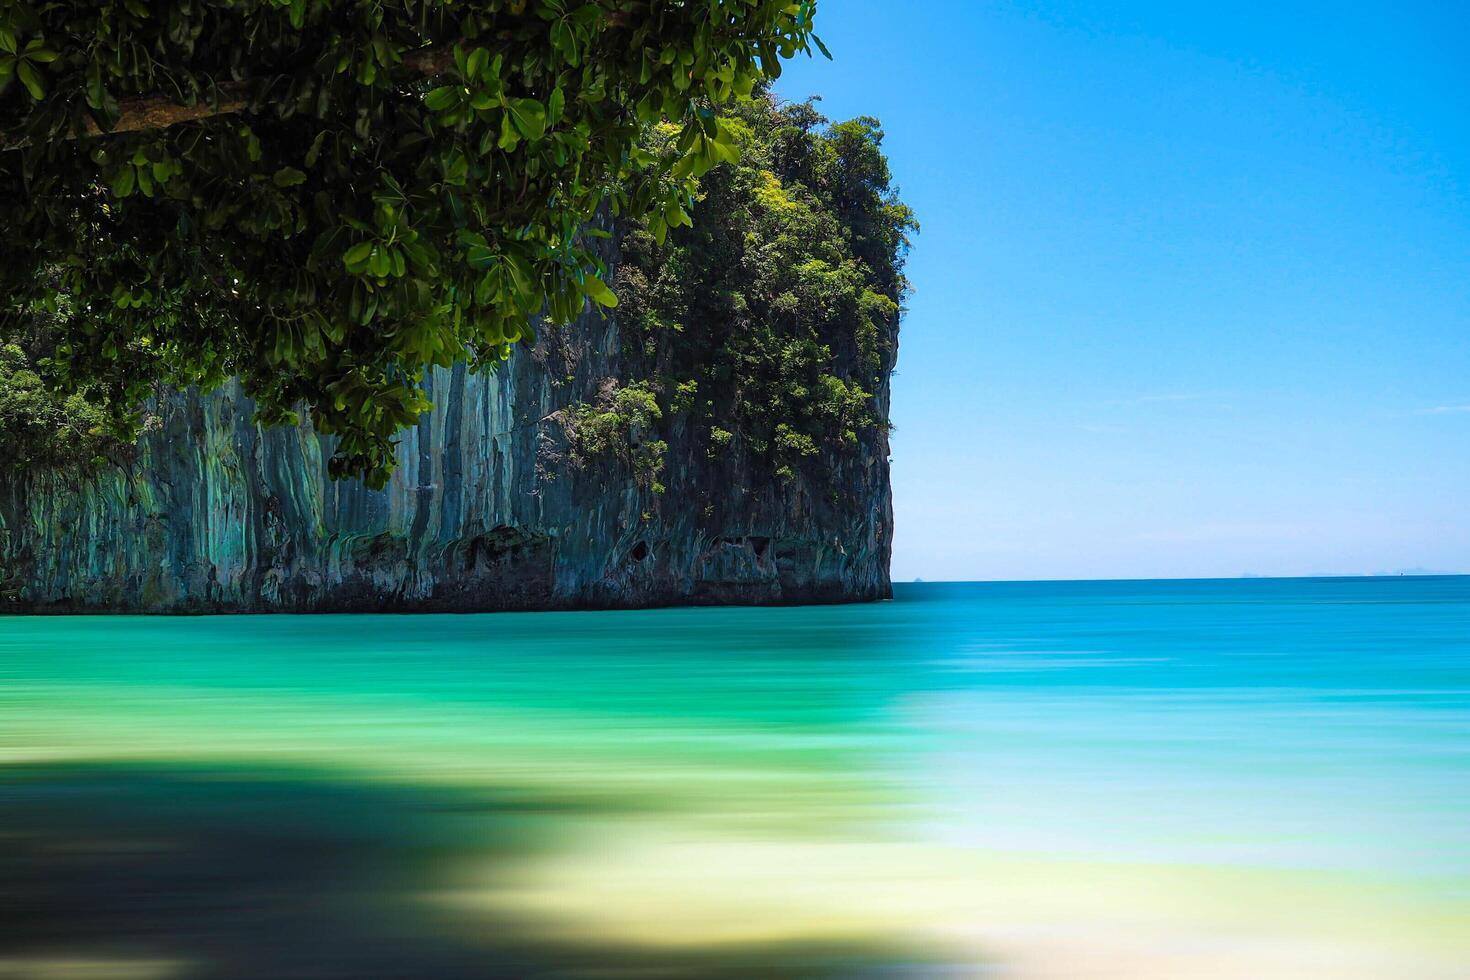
[613,92,916,476]
[567,379,666,488]
[0,0,825,487]
[0,342,117,470]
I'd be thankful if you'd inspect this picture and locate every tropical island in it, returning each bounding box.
[2,5,1465,979]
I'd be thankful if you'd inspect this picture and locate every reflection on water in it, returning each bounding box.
[1,578,1468,977]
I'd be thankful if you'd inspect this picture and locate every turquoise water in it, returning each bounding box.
[2,577,1468,976]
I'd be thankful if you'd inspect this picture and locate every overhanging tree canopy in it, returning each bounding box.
[0,0,824,486]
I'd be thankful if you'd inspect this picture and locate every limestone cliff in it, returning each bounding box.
[0,95,909,613]
[0,301,894,612]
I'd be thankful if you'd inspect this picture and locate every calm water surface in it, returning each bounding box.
[2,577,1467,977]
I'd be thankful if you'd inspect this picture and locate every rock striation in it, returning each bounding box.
[0,303,894,613]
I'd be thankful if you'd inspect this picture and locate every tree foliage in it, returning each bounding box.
[0,0,824,486]
[0,342,119,470]
[606,91,915,479]
[567,379,666,489]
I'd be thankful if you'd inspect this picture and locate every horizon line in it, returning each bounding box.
[898,572,1470,585]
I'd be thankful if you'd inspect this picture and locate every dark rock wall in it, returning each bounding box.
[0,306,894,613]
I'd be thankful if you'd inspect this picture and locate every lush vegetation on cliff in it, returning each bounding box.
[0,341,116,470]
[0,0,825,485]
[570,92,915,481]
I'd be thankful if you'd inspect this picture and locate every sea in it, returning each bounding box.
[2,576,1467,977]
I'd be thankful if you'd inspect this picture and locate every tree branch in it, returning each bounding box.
[89,86,252,138]
[4,3,639,148]
[5,46,458,147]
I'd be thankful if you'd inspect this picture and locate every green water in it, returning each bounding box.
[2,578,1468,977]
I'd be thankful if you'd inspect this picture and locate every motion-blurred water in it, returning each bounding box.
[2,577,1467,977]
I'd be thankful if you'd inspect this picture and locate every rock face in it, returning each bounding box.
[0,305,894,613]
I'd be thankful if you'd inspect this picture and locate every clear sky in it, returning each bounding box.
[775,0,1470,581]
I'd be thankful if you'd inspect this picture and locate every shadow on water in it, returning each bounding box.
[0,763,937,979]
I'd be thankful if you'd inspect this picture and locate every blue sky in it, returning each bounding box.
[775,0,1470,581]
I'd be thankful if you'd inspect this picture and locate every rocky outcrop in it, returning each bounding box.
[0,303,894,613]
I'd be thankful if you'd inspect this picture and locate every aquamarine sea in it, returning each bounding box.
[2,577,1468,977]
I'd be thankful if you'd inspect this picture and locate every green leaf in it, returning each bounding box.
[497,113,521,151]
[342,240,374,271]
[369,247,390,278]
[466,47,487,80]
[22,41,58,63]
[465,244,496,270]
[240,126,263,162]
[272,167,307,188]
[424,86,460,112]
[84,64,107,110]
[709,136,740,165]
[305,131,327,167]
[582,275,618,308]
[550,20,580,66]
[110,166,136,198]
[671,152,698,181]
[508,98,546,141]
[443,152,469,184]
[503,252,533,295]
[16,59,43,100]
